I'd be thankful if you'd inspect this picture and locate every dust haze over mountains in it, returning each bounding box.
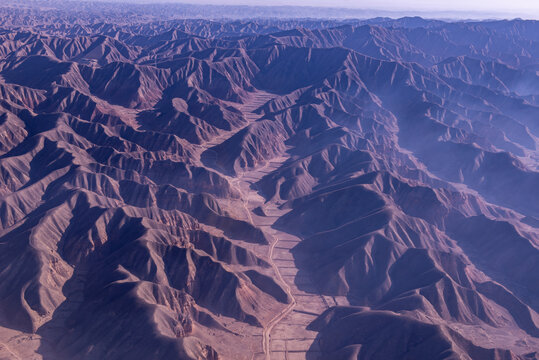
[0,1,538,359]
[6,0,539,20]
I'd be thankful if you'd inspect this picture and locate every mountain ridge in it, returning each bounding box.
[0,3,538,360]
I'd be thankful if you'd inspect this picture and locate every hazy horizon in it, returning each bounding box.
[0,1,538,360]
[77,0,539,19]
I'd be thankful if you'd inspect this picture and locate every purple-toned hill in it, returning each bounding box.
[0,2,538,359]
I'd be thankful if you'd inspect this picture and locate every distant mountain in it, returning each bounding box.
[0,2,538,360]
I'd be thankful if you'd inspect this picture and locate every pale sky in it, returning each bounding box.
[180,0,539,18]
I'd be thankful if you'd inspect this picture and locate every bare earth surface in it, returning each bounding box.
[0,1,538,359]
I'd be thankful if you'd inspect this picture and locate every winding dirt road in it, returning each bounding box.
[198,91,341,359]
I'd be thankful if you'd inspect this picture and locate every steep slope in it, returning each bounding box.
[0,5,538,360]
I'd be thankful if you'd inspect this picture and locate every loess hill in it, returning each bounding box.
[0,2,538,360]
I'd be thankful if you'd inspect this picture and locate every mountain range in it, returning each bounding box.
[0,2,538,359]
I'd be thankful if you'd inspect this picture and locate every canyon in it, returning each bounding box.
[0,2,538,359]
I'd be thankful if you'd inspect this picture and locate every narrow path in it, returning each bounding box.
[238,162,336,360]
[196,91,346,359]
[194,91,297,358]
[263,237,297,359]
[230,160,300,360]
